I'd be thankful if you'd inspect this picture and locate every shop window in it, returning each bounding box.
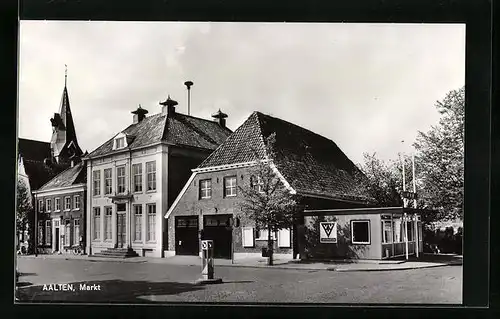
[381,220,393,243]
[351,220,370,244]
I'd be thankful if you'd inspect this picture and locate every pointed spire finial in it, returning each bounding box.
[64,64,68,87]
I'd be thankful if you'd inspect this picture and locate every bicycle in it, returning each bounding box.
[72,245,83,255]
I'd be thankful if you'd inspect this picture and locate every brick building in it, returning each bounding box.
[18,72,83,253]
[33,162,86,254]
[84,96,231,258]
[165,111,374,260]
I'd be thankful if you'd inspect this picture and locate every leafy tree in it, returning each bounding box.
[16,179,32,251]
[413,87,464,222]
[238,133,302,265]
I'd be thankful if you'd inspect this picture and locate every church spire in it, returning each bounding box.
[49,65,83,165]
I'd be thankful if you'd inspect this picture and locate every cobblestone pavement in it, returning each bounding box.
[16,257,462,304]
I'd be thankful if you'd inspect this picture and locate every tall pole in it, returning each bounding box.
[184,81,193,116]
[412,152,419,258]
[400,152,406,208]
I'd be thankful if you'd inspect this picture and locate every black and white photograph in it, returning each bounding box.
[16,20,465,304]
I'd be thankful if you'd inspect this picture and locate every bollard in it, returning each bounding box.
[196,240,222,285]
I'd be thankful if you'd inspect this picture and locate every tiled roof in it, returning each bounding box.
[199,111,373,204]
[18,139,59,190]
[38,162,86,191]
[88,112,232,158]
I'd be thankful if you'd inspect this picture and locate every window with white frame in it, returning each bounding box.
[64,220,71,246]
[93,170,101,196]
[255,228,276,241]
[93,207,101,240]
[351,220,370,244]
[381,220,393,243]
[46,198,52,212]
[224,176,237,197]
[393,218,403,243]
[45,220,51,245]
[117,166,126,194]
[104,207,112,240]
[74,195,80,210]
[54,198,61,211]
[199,179,212,199]
[147,204,156,242]
[115,137,125,149]
[146,161,156,191]
[251,175,264,193]
[38,200,44,212]
[104,168,112,195]
[132,163,142,193]
[38,221,44,245]
[64,196,71,210]
[74,219,80,244]
[133,205,142,241]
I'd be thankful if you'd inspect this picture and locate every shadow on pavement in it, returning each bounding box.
[220,280,253,284]
[16,279,205,303]
[16,282,33,287]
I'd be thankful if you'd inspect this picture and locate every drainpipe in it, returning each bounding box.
[129,147,132,250]
[88,156,92,256]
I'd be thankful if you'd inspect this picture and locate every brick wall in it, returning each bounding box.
[167,166,293,255]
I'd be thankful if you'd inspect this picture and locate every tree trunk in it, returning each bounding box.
[267,226,274,266]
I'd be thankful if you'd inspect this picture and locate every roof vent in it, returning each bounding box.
[211,109,228,128]
[160,95,178,117]
[131,105,148,124]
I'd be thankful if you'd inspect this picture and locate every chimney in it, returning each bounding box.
[211,109,228,128]
[159,95,178,117]
[131,105,148,124]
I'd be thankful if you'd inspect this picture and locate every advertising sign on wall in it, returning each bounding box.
[320,222,337,243]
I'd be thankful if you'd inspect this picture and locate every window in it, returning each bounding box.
[147,204,156,242]
[104,207,112,241]
[407,220,414,242]
[46,199,52,212]
[146,161,156,191]
[255,228,276,241]
[381,220,393,244]
[54,198,61,211]
[133,163,142,192]
[115,137,125,149]
[64,196,71,210]
[224,176,237,197]
[351,220,370,244]
[134,205,142,241]
[93,170,101,196]
[393,218,403,243]
[38,221,44,245]
[117,166,126,194]
[74,219,80,245]
[104,168,112,195]
[278,228,291,248]
[242,227,255,247]
[93,207,101,240]
[199,179,212,199]
[74,195,80,210]
[45,220,51,245]
[251,175,264,193]
[65,220,71,246]
[38,200,44,212]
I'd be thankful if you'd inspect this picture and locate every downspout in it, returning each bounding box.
[129,147,132,250]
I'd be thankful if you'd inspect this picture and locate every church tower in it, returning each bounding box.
[50,65,83,165]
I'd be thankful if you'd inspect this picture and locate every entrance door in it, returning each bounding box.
[203,214,232,259]
[175,216,199,255]
[117,213,126,248]
[54,228,60,251]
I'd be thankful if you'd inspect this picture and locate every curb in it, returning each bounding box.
[330,263,460,272]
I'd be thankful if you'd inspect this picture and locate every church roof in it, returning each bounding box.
[198,111,374,204]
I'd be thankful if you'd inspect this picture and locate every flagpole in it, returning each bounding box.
[412,152,419,258]
[400,141,408,260]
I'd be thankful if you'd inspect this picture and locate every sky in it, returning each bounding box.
[18,21,465,165]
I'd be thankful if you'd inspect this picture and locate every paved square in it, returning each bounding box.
[16,257,462,304]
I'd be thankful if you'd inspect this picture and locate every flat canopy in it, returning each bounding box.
[302,206,437,216]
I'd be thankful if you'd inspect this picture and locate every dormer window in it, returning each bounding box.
[116,137,125,149]
[113,132,135,150]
